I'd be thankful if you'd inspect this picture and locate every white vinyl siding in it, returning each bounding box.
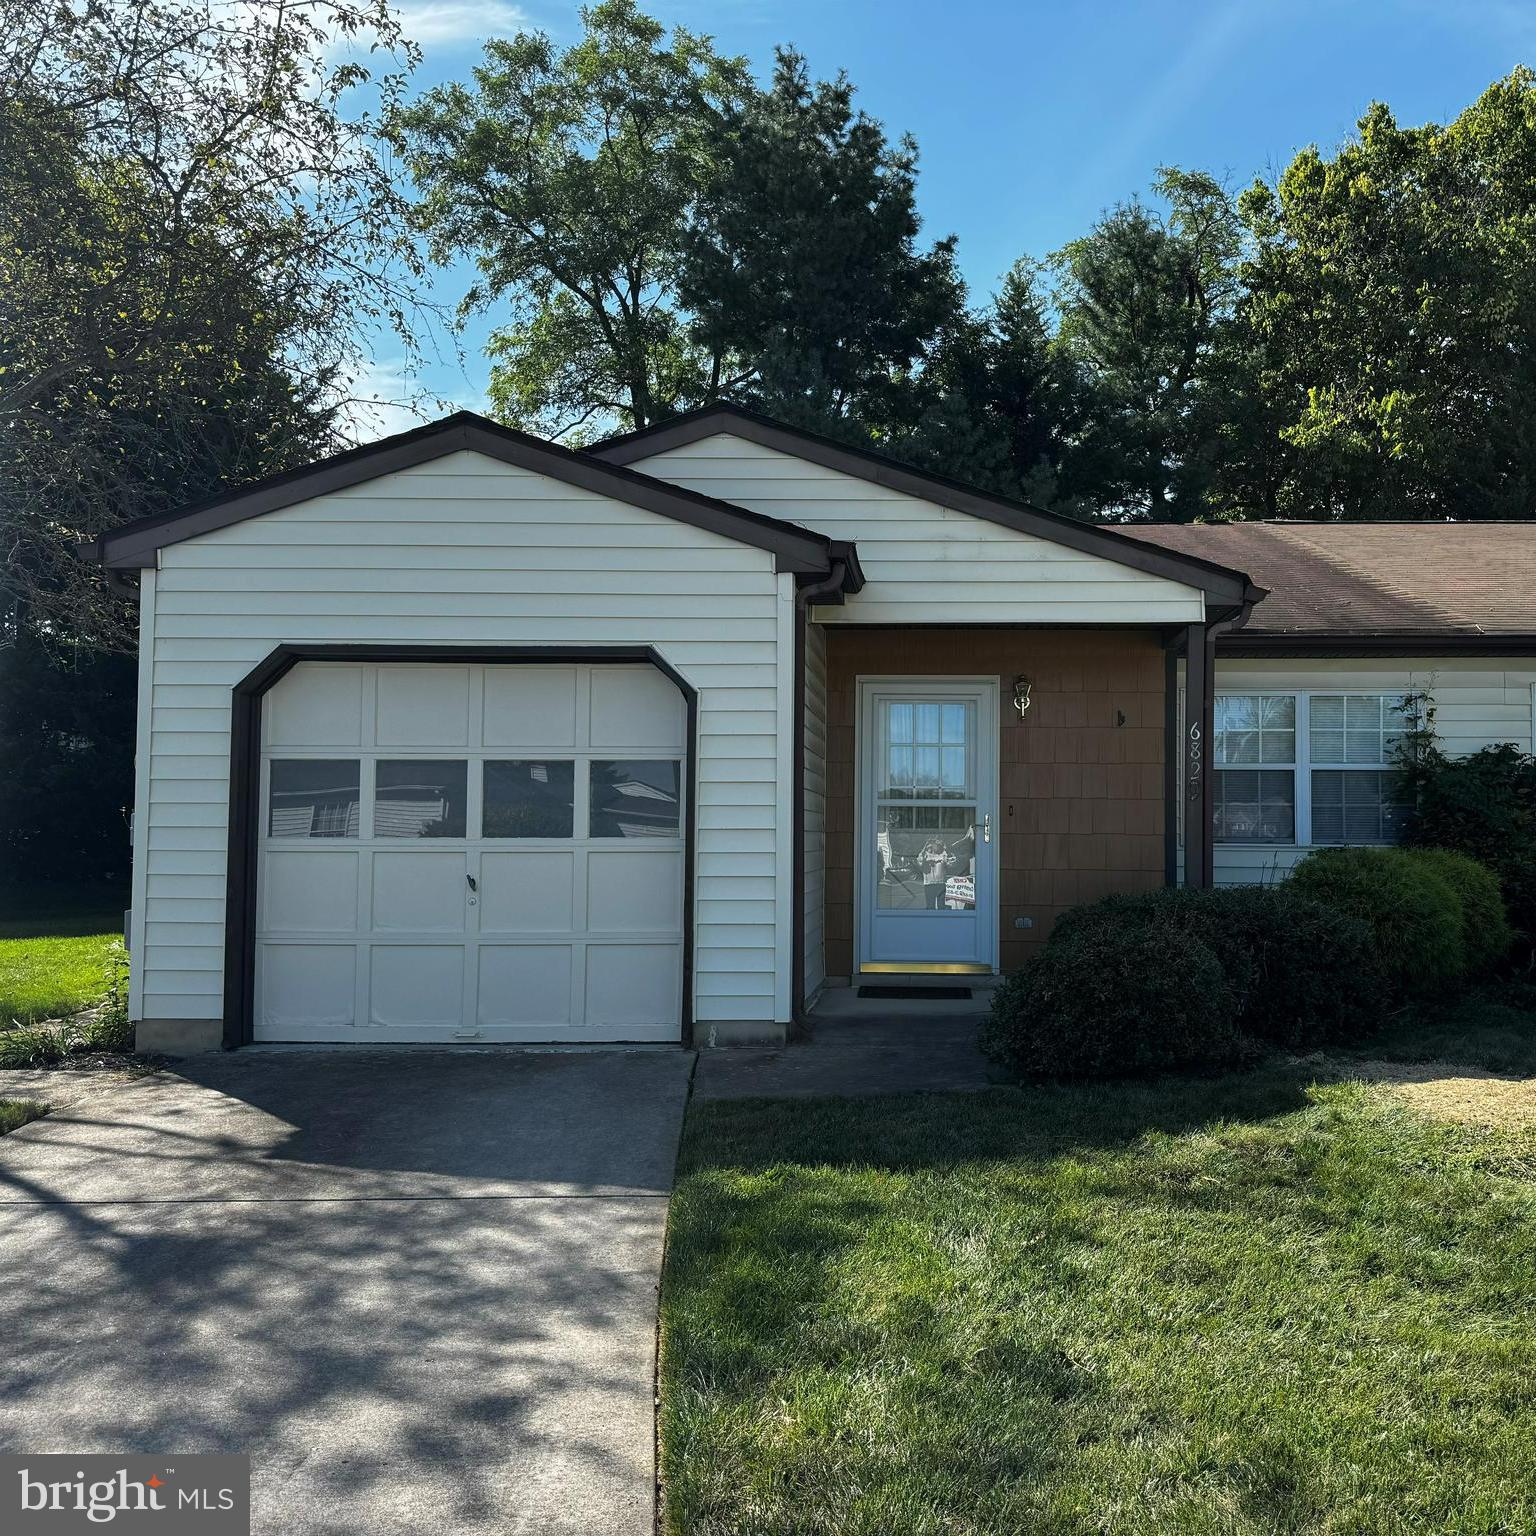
[803,620,828,1001]
[628,433,1207,626]
[1212,656,1536,887]
[134,449,794,1031]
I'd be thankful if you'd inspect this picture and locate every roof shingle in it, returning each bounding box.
[1120,521,1536,637]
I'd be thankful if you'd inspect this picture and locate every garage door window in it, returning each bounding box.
[590,760,681,839]
[483,760,575,838]
[374,759,467,838]
[268,760,360,838]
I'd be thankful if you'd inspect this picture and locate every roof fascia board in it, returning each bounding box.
[590,406,1262,606]
[1220,633,1536,657]
[87,413,836,576]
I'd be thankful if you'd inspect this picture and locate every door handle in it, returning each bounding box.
[466,873,477,892]
[981,813,991,845]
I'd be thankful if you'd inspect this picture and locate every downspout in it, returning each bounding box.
[1183,588,1263,889]
[790,549,856,1036]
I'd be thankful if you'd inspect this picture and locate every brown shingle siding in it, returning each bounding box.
[821,626,1169,976]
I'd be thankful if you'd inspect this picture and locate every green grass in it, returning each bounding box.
[0,931,122,1027]
[0,1099,49,1135]
[1356,982,1536,1075]
[661,1066,1536,1535]
[0,885,126,1028]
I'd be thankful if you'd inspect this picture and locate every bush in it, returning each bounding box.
[1403,744,1536,947]
[1050,885,1379,1048]
[1289,847,1466,996]
[979,922,1243,1080]
[1408,849,1511,975]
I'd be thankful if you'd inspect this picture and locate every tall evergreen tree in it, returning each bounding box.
[877,262,1083,508]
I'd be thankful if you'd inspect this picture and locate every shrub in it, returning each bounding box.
[1289,847,1466,996]
[1050,884,1380,1048]
[979,922,1243,1080]
[1403,743,1536,947]
[1407,849,1511,975]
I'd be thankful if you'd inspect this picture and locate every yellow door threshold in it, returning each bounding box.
[857,962,993,976]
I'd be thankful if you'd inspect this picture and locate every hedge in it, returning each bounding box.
[982,844,1518,1079]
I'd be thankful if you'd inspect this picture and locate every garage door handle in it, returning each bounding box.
[466,874,477,893]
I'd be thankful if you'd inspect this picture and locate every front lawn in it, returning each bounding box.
[0,886,126,1027]
[661,1065,1536,1535]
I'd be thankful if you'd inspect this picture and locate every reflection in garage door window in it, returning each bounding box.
[590,761,681,839]
[483,760,575,837]
[268,760,360,838]
[375,760,467,838]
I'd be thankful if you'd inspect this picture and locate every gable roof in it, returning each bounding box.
[81,410,849,580]
[1121,521,1536,648]
[589,403,1264,616]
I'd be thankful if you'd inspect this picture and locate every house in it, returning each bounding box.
[82,405,1536,1053]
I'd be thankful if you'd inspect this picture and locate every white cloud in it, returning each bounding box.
[336,354,491,443]
[337,356,433,443]
[393,0,530,49]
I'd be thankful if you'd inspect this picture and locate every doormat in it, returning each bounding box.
[856,985,972,1000]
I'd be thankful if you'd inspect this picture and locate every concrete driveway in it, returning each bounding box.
[0,1048,695,1535]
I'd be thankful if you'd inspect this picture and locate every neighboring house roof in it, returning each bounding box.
[80,410,854,582]
[588,403,1264,616]
[1122,521,1536,649]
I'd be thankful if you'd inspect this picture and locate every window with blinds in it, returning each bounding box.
[1212,691,1414,847]
[1307,694,1411,844]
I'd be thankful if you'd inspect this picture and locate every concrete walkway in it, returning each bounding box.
[0,1049,695,1536]
[695,1006,1001,1100]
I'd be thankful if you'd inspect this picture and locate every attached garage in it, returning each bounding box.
[254,659,689,1043]
[86,412,856,1053]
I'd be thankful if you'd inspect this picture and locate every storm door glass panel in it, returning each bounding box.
[879,699,974,800]
[268,760,360,838]
[875,805,977,910]
[875,698,977,909]
[590,760,681,839]
[483,761,574,838]
[374,760,468,838]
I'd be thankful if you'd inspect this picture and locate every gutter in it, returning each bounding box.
[789,544,862,1038]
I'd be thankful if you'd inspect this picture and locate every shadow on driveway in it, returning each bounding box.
[0,1048,695,1536]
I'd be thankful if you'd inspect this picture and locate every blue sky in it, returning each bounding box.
[356,0,1536,434]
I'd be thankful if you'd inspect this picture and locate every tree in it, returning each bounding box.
[392,0,750,439]
[681,48,963,425]
[875,262,1083,508]
[1051,168,1243,519]
[1,0,426,645]
[1237,69,1536,520]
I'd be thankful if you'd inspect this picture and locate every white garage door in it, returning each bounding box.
[254,662,686,1042]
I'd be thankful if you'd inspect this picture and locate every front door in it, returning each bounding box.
[856,678,999,974]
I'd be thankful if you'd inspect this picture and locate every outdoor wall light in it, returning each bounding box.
[1012,674,1032,716]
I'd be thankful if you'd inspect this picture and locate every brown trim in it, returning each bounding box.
[84,411,843,577]
[589,403,1264,612]
[1220,633,1536,657]
[223,643,700,1050]
[790,560,856,1024]
[1164,645,1179,888]
[1181,624,1215,889]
